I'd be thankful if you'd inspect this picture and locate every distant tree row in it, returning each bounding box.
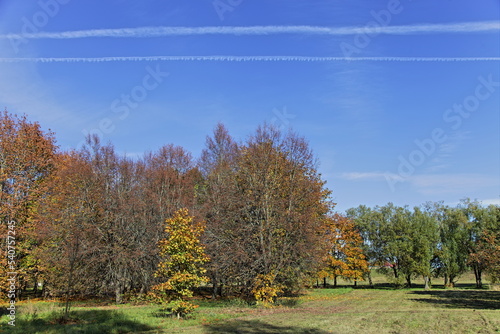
[347,201,500,289]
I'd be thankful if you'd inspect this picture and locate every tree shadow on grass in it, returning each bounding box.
[203,319,332,334]
[410,290,500,310]
[4,309,154,334]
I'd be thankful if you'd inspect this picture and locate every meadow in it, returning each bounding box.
[2,272,499,334]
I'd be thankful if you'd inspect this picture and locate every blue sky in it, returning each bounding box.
[0,0,498,212]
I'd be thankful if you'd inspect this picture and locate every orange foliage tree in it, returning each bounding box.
[320,214,369,287]
[36,150,99,317]
[0,111,57,297]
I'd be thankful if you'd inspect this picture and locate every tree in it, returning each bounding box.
[467,204,500,285]
[471,231,500,284]
[152,208,209,318]
[459,199,499,288]
[0,111,57,297]
[409,206,439,289]
[233,125,332,298]
[197,123,241,298]
[199,124,333,300]
[36,151,98,316]
[320,214,368,287]
[346,205,382,287]
[348,203,439,288]
[434,207,469,287]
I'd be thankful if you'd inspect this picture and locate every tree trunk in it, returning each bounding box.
[367,271,373,288]
[444,274,448,288]
[474,266,482,289]
[334,276,338,288]
[115,285,124,304]
[354,280,357,287]
[219,281,224,297]
[424,276,430,290]
[406,274,412,288]
[138,285,146,298]
[392,266,399,279]
[212,279,218,299]
[323,277,327,288]
[448,274,455,288]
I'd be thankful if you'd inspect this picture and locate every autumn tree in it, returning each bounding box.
[138,144,200,297]
[36,151,98,316]
[197,123,240,298]
[0,111,57,297]
[458,199,500,288]
[152,208,209,318]
[467,204,500,285]
[77,137,200,303]
[233,125,332,299]
[199,124,333,300]
[320,214,368,287]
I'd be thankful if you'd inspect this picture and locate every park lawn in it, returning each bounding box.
[179,287,500,334]
[2,274,499,333]
[0,298,253,333]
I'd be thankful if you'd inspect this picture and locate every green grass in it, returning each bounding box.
[0,299,249,333]
[1,274,499,333]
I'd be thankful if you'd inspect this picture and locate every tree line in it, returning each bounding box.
[347,201,500,289]
[1,111,499,307]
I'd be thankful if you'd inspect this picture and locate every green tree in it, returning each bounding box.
[348,204,438,288]
[410,207,439,289]
[434,206,469,287]
[152,208,209,318]
[346,205,381,287]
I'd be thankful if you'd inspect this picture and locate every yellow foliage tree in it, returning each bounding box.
[251,271,284,307]
[152,208,209,318]
[320,214,369,287]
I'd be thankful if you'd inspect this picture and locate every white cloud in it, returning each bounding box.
[342,171,499,197]
[341,172,404,182]
[481,198,500,206]
[410,173,499,195]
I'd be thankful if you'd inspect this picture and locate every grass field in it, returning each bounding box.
[2,273,499,333]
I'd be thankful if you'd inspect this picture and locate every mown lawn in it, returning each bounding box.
[2,274,499,333]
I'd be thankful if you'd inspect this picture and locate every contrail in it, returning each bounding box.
[1,21,498,39]
[0,56,499,63]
